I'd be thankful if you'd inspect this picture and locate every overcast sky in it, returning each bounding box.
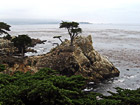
[0,0,140,24]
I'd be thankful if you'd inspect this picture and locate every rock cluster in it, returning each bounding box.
[27,35,120,82]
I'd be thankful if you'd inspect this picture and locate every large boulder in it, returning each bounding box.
[27,35,120,82]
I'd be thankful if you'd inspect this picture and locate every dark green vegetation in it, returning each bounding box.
[11,35,32,57]
[0,22,11,35]
[0,68,99,105]
[53,36,63,43]
[0,64,5,72]
[60,21,82,46]
[0,68,140,105]
[100,87,140,105]
[3,34,12,40]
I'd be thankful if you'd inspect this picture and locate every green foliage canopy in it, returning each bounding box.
[11,35,32,57]
[3,34,12,40]
[0,64,5,72]
[0,68,99,105]
[0,22,11,35]
[0,67,140,105]
[60,21,82,46]
[100,87,140,105]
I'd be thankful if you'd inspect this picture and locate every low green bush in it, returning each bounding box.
[3,34,12,40]
[0,68,99,105]
[0,64,5,72]
[0,68,140,105]
[101,87,140,105]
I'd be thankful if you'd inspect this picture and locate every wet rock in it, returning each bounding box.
[126,69,129,71]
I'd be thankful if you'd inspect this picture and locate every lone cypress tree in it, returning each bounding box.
[0,22,11,35]
[12,35,32,57]
[60,21,82,46]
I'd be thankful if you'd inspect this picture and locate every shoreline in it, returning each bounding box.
[8,24,140,94]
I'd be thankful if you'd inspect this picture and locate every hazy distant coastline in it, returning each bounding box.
[0,19,93,25]
[79,22,92,24]
[2,18,140,26]
[0,19,60,25]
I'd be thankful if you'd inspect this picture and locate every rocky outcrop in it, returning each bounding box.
[0,38,46,55]
[0,56,36,75]
[26,35,120,82]
[0,39,13,48]
[0,35,119,82]
[0,37,46,74]
[0,39,16,55]
[30,38,46,47]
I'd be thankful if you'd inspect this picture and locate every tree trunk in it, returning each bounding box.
[70,37,74,46]
[21,47,24,58]
[58,38,63,43]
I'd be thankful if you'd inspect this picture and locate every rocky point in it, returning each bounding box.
[1,35,120,82]
[26,35,120,82]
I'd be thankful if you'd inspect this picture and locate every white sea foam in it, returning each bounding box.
[113,79,125,83]
[83,88,93,92]
[128,75,137,79]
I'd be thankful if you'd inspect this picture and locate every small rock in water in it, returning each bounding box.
[48,41,52,43]
[126,69,129,71]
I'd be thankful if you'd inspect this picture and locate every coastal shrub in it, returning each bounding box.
[0,67,140,105]
[0,64,5,72]
[11,35,32,57]
[97,99,121,105]
[102,87,140,105]
[3,34,12,40]
[0,22,11,35]
[0,68,99,105]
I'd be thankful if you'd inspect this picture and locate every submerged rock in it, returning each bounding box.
[27,35,120,82]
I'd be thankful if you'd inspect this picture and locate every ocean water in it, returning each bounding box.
[9,23,140,95]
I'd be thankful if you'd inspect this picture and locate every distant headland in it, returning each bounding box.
[79,22,92,24]
[0,18,92,25]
